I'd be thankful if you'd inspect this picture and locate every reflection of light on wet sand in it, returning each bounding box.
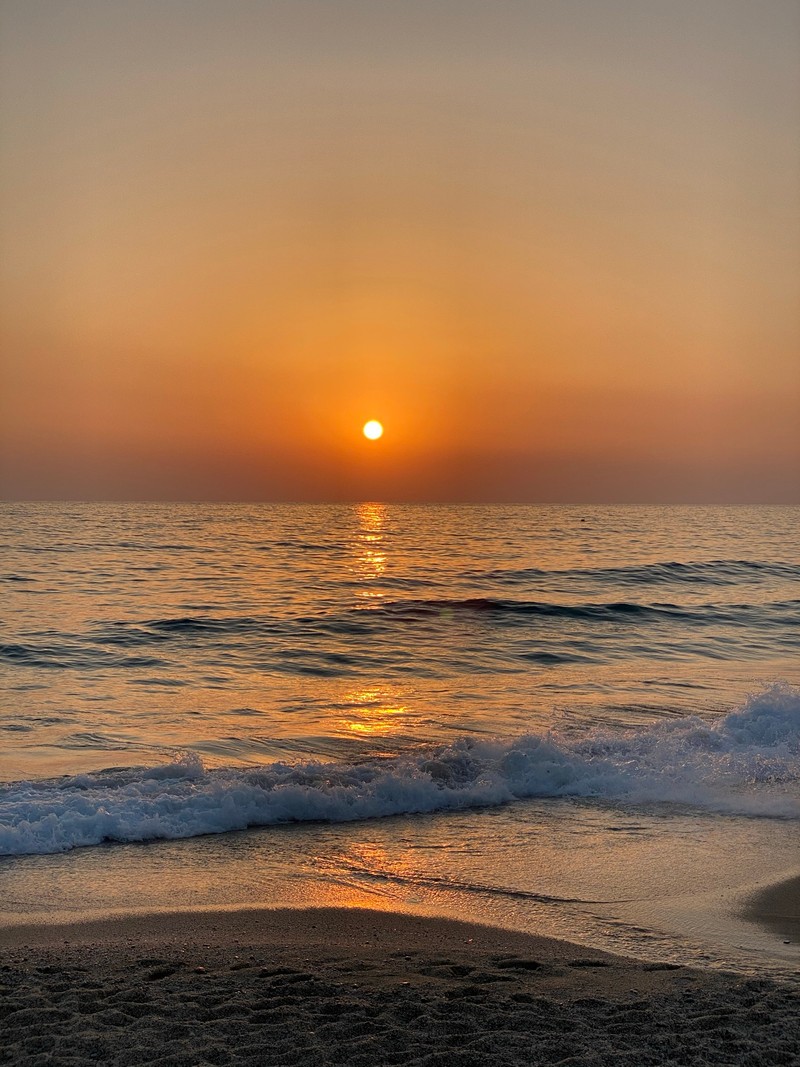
[338,686,408,736]
[302,842,421,913]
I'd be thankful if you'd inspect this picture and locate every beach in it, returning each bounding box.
[1,902,798,1066]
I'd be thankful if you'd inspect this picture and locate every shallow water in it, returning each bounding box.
[1,503,798,974]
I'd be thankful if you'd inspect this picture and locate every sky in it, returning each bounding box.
[1,0,798,502]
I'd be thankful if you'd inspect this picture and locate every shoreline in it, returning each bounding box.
[1,906,798,1066]
[0,905,664,975]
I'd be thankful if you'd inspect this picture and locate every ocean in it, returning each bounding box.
[1,503,798,976]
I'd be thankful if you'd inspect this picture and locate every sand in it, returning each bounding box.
[0,906,797,1066]
[742,873,800,946]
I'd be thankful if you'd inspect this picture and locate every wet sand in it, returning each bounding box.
[743,873,800,944]
[1,906,798,1066]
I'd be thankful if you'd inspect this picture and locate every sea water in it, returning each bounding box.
[1,504,798,975]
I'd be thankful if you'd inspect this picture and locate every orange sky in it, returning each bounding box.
[1,0,798,501]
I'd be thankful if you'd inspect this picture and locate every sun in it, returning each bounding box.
[362,420,384,441]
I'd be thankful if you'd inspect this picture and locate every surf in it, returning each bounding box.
[1,685,797,857]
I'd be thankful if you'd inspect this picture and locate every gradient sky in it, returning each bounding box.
[1,0,798,502]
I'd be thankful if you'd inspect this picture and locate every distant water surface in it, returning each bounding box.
[2,503,798,779]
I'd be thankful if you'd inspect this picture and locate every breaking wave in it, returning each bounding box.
[1,685,798,857]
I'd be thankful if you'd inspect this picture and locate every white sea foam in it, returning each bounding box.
[1,685,798,856]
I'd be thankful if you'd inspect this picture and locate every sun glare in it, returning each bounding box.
[362,420,384,441]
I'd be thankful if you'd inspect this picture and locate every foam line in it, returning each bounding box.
[1,685,798,856]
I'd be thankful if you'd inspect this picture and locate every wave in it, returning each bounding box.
[374,597,800,625]
[1,685,798,857]
[0,641,167,671]
[89,596,800,634]
[3,593,798,676]
[379,597,699,621]
[481,559,800,586]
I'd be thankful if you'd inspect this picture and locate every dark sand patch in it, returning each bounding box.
[742,874,800,945]
[0,907,797,1065]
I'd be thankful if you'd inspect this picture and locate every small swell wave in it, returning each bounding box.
[378,597,686,620]
[482,559,800,586]
[3,589,798,676]
[374,597,799,625]
[1,685,798,857]
[0,641,167,671]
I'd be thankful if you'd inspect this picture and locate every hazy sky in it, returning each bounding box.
[1,0,798,501]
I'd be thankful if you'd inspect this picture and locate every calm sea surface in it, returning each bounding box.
[1,503,799,974]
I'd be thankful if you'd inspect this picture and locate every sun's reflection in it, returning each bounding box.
[337,686,408,737]
[353,502,387,596]
[357,501,385,538]
[302,840,421,912]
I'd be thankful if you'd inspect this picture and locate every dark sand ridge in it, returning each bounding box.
[1,907,798,1066]
[742,873,800,945]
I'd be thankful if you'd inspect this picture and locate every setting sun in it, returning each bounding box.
[363,420,384,441]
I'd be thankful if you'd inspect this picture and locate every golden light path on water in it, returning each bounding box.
[341,502,407,740]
